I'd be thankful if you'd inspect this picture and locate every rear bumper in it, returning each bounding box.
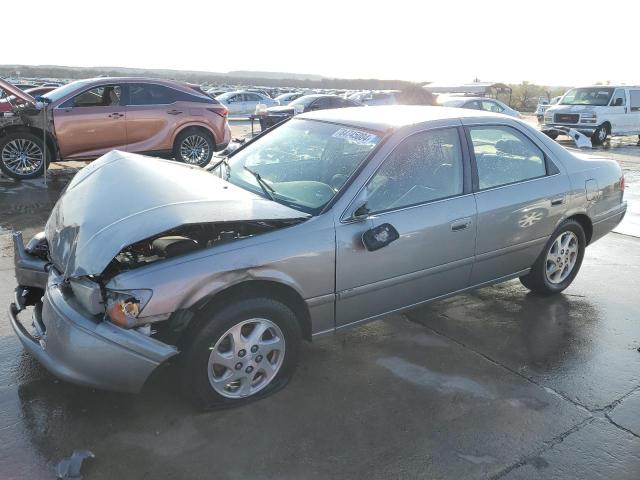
[591,202,627,244]
[9,233,178,393]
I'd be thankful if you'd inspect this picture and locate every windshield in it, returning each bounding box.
[225,119,382,214]
[289,95,320,107]
[560,87,614,106]
[42,80,92,103]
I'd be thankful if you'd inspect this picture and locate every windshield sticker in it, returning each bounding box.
[332,128,379,145]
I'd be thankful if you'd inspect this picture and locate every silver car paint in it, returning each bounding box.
[11,106,626,393]
[45,150,309,278]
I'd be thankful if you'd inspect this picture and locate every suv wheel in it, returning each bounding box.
[174,129,214,167]
[591,124,609,145]
[182,297,301,410]
[0,132,49,179]
[520,219,586,295]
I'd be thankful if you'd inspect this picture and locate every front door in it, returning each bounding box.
[466,124,571,285]
[335,127,477,327]
[608,88,628,134]
[53,84,126,159]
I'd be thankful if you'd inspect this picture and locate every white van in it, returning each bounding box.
[542,85,640,144]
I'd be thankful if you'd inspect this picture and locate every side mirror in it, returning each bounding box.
[362,223,400,252]
[614,98,624,106]
[350,202,370,222]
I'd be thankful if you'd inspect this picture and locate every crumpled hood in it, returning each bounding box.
[0,78,37,107]
[45,151,308,278]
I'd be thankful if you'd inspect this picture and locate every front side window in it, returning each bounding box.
[359,128,464,214]
[610,89,626,106]
[66,85,121,108]
[225,119,381,214]
[128,84,176,106]
[482,100,504,113]
[470,126,546,190]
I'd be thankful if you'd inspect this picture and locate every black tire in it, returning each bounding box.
[0,131,50,179]
[173,128,215,167]
[544,131,559,140]
[520,219,586,295]
[181,297,301,410]
[591,124,609,145]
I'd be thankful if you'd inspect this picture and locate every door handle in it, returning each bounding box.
[108,112,124,118]
[550,197,565,206]
[451,218,472,231]
[167,109,183,115]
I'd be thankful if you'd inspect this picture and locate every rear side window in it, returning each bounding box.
[128,84,176,105]
[362,128,464,213]
[630,90,640,112]
[469,126,546,190]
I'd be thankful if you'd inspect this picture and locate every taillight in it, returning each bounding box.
[207,107,228,118]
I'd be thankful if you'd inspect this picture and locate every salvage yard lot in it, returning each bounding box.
[0,122,639,479]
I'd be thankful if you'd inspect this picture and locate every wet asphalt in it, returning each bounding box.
[0,122,639,479]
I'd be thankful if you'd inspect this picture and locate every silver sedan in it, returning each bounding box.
[11,106,626,408]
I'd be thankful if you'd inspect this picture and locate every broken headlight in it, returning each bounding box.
[105,289,152,329]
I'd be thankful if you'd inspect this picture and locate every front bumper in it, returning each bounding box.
[542,123,598,135]
[9,234,178,393]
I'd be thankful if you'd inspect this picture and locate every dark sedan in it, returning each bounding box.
[259,94,361,129]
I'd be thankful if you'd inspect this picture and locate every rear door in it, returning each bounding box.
[628,89,640,134]
[245,93,263,114]
[335,126,477,327]
[124,83,179,153]
[465,122,571,285]
[53,84,126,159]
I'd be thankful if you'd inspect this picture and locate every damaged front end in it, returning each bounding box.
[9,151,309,392]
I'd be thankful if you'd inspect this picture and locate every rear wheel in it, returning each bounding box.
[520,219,586,295]
[591,124,609,145]
[181,297,301,410]
[0,132,50,179]
[173,128,214,167]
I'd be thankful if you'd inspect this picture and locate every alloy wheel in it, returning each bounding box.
[545,231,579,284]
[179,135,210,165]
[1,139,43,176]
[207,318,285,399]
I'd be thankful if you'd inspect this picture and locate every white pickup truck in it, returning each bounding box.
[542,85,640,144]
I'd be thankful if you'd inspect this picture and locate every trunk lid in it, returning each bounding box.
[45,150,309,278]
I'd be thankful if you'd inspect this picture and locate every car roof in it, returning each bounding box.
[297,105,501,131]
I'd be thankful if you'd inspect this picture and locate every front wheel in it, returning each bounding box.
[591,124,609,145]
[520,219,586,295]
[173,129,215,167]
[181,297,301,410]
[544,131,559,140]
[0,132,50,179]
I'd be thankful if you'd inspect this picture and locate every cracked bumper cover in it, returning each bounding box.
[9,250,178,393]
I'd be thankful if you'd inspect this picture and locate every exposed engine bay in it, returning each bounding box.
[103,219,304,278]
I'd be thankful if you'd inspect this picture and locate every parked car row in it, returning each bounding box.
[0,77,231,179]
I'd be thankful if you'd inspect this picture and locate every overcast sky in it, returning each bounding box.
[4,0,638,86]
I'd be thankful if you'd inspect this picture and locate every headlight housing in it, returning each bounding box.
[105,289,152,328]
[580,112,597,123]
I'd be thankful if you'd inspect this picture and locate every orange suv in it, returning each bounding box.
[0,77,231,179]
